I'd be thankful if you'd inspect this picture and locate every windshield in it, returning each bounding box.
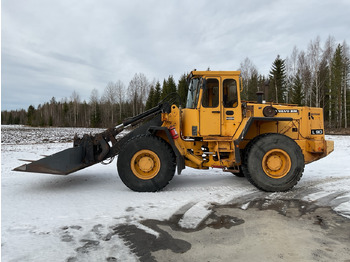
[186,78,201,108]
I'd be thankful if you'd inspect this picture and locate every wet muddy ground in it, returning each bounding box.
[113,199,350,262]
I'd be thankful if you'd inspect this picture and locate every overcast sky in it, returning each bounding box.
[2,0,349,110]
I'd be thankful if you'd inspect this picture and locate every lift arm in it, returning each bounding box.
[13,103,169,175]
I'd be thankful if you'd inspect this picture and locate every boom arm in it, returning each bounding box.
[13,103,169,175]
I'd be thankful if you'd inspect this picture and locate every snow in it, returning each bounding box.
[334,199,350,218]
[1,125,105,144]
[178,201,212,229]
[240,202,250,210]
[1,126,350,261]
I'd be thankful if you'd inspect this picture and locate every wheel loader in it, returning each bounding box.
[14,70,334,192]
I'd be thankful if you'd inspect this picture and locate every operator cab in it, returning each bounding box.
[182,71,242,138]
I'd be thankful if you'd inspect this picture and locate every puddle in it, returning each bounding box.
[114,198,350,262]
[62,199,350,262]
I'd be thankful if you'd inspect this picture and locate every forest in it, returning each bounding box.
[2,36,349,130]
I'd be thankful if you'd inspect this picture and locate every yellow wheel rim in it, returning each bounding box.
[131,149,161,180]
[262,149,291,179]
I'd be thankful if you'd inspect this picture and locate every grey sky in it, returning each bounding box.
[2,0,349,110]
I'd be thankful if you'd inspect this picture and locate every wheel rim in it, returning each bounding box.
[131,149,161,180]
[262,149,291,179]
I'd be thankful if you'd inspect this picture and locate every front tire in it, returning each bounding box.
[242,133,304,192]
[117,135,176,192]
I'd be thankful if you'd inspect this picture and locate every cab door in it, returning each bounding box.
[199,78,221,136]
[221,78,242,136]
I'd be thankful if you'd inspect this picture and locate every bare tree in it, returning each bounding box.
[103,82,118,125]
[128,73,150,116]
[308,36,323,107]
[239,57,258,100]
[89,88,100,127]
[70,91,80,127]
[115,80,125,122]
[285,50,298,103]
[128,75,139,116]
[90,88,99,104]
[323,36,336,127]
[297,51,311,106]
[290,46,299,76]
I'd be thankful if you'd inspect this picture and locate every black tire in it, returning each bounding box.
[233,171,245,177]
[117,134,176,192]
[242,133,304,192]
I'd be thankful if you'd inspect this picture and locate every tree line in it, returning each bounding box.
[2,35,349,129]
[1,73,188,128]
[240,36,349,129]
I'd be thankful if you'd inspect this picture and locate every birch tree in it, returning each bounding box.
[70,91,80,127]
[128,73,150,116]
[103,82,118,125]
[115,80,125,123]
[308,36,322,107]
[323,36,335,127]
[239,57,258,100]
[90,88,101,127]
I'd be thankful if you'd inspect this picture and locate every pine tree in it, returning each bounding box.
[153,81,161,106]
[161,79,168,100]
[161,76,177,100]
[90,103,101,127]
[330,44,343,127]
[247,72,258,101]
[27,105,35,126]
[167,75,177,94]
[8,112,13,124]
[290,73,304,105]
[269,55,287,103]
[341,41,349,129]
[145,86,155,110]
[177,74,188,107]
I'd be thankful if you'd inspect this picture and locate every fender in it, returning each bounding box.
[234,117,293,164]
[148,126,185,174]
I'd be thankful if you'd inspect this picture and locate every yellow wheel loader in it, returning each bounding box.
[14,70,334,192]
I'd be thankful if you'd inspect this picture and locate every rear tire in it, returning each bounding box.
[117,135,176,192]
[242,133,304,192]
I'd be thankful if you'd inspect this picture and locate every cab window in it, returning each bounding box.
[202,79,219,108]
[223,79,238,108]
[186,78,201,108]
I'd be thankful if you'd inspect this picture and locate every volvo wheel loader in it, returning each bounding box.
[14,70,334,192]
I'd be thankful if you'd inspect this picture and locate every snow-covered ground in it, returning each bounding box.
[1,126,350,261]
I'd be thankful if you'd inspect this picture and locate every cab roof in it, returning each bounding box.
[190,70,241,77]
